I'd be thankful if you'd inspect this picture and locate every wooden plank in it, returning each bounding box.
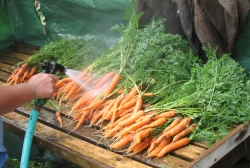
[0,62,13,73]
[0,49,31,61]
[16,105,194,168]
[0,54,23,65]
[189,123,250,168]
[0,71,11,82]
[3,112,152,168]
[6,45,37,55]
[15,43,40,50]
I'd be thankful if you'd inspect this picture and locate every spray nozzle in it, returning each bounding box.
[42,60,67,74]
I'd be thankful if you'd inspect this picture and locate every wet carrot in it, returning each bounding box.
[172,123,197,143]
[94,72,115,89]
[157,137,190,158]
[140,117,167,130]
[27,66,37,79]
[56,111,63,126]
[120,86,140,106]
[159,117,191,142]
[152,110,176,120]
[131,138,152,154]
[103,73,121,98]
[129,128,153,150]
[110,133,135,149]
[147,138,172,158]
[117,110,145,128]
[132,96,143,113]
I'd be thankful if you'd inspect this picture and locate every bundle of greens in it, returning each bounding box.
[17,35,104,72]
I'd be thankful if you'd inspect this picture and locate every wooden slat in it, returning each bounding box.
[6,45,37,55]
[3,112,152,168]
[0,62,13,73]
[0,54,23,65]
[0,49,30,61]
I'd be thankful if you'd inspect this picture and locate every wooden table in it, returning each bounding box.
[0,43,249,168]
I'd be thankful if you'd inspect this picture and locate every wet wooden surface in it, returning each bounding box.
[0,43,249,168]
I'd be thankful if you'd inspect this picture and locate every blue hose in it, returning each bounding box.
[20,99,46,168]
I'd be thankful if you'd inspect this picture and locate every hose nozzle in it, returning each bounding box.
[42,60,67,74]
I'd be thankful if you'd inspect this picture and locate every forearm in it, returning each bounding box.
[0,83,35,115]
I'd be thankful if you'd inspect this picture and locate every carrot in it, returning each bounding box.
[75,110,90,129]
[110,133,135,149]
[155,117,181,144]
[163,117,181,133]
[70,92,93,112]
[109,98,123,122]
[102,112,133,131]
[118,98,138,111]
[15,75,22,85]
[118,115,152,139]
[55,78,73,89]
[17,63,28,77]
[132,96,143,113]
[147,137,157,154]
[120,86,140,106]
[152,110,176,120]
[160,117,191,141]
[27,66,37,79]
[64,82,81,100]
[55,111,63,126]
[131,138,152,155]
[117,106,135,117]
[94,72,115,89]
[157,137,191,158]
[140,117,167,130]
[103,73,121,98]
[117,88,125,95]
[21,67,31,82]
[147,138,172,158]
[105,126,123,138]
[129,128,153,150]
[102,99,117,120]
[116,110,145,128]
[172,123,197,143]
[82,99,105,111]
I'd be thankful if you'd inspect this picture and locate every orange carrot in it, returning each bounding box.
[27,66,37,79]
[152,110,176,120]
[129,128,153,150]
[94,72,115,89]
[64,82,81,100]
[155,117,181,144]
[110,133,135,149]
[55,78,73,89]
[132,96,143,113]
[17,63,28,77]
[117,110,145,128]
[131,138,152,154]
[120,86,140,106]
[102,112,133,131]
[82,99,105,111]
[118,98,138,111]
[161,117,191,140]
[172,123,197,142]
[105,126,123,137]
[117,88,125,95]
[75,110,90,129]
[103,73,121,98]
[157,137,190,158]
[147,138,172,158]
[70,92,93,112]
[55,111,63,126]
[21,67,31,82]
[147,137,157,154]
[140,117,167,130]
[118,116,152,138]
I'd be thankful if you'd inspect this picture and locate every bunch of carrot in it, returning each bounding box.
[5,63,37,85]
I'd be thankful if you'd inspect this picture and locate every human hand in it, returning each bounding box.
[27,74,59,99]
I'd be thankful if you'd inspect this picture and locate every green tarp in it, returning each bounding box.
[0,0,131,49]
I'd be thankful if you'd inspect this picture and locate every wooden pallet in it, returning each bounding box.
[1,43,249,168]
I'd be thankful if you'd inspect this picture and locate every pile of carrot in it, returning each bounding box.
[5,63,197,158]
[5,63,37,85]
[51,66,197,158]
